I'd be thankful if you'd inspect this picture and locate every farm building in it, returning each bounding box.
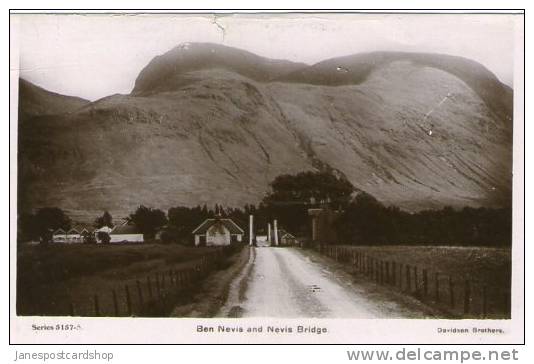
[52,228,67,243]
[192,218,244,246]
[280,231,298,246]
[53,225,95,243]
[109,224,144,243]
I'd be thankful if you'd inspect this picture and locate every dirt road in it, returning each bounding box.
[218,247,433,318]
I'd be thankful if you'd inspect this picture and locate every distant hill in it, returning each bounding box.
[18,44,513,221]
[18,78,89,122]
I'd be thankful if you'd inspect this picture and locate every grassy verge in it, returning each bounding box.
[17,243,242,316]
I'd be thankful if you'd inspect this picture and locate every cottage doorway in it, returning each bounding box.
[210,232,227,246]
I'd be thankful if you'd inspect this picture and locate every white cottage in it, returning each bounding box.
[192,218,244,247]
[52,228,67,243]
[109,224,144,243]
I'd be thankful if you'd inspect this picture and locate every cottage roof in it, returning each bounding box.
[74,224,95,233]
[111,224,141,235]
[192,218,244,235]
[53,228,66,235]
[282,232,296,239]
[95,226,113,233]
[67,228,80,234]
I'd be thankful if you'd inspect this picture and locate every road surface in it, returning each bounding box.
[218,247,432,318]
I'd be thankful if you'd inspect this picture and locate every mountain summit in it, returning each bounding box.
[18,43,512,220]
[132,43,307,95]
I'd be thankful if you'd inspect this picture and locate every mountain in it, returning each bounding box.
[131,43,307,96]
[18,78,89,122]
[18,43,513,221]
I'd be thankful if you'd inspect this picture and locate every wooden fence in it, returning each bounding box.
[66,247,231,317]
[316,244,511,319]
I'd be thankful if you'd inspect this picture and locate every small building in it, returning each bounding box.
[109,223,144,243]
[53,225,95,243]
[280,232,298,246]
[192,218,244,247]
[66,227,82,243]
[52,228,67,243]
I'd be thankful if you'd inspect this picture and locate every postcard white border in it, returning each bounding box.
[8,10,525,345]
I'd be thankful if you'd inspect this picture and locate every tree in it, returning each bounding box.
[94,211,113,228]
[18,212,39,243]
[265,171,354,207]
[82,230,97,244]
[167,206,205,243]
[128,205,167,239]
[335,192,394,245]
[32,207,71,244]
[96,231,111,244]
[261,171,355,234]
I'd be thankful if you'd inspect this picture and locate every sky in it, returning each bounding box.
[12,12,521,101]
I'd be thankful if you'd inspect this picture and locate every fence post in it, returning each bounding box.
[156,273,161,297]
[422,269,428,297]
[147,276,153,300]
[399,263,403,290]
[176,270,181,288]
[376,261,380,283]
[434,273,440,302]
[449,276,455,308]
[69,302,75,316]
[125,285,132,316]
[392,262,396,286]
[482,285,487,318]
[136,280,144,307]
[405,265,411,292]
[112,289,119,316]
[93,294,100,317]
[463,279,471,315]
[413,266,418,293]
[378,260,382,284]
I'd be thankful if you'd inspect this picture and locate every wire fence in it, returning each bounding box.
[316,244,511,319]
[62,247,233,317]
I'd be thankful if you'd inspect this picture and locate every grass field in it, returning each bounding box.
[16,243,225,316]
[328,245,511,318]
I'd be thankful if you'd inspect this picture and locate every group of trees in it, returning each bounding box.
[18,207,71,243]
[335,192,512,247]
[18,171,512,247]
